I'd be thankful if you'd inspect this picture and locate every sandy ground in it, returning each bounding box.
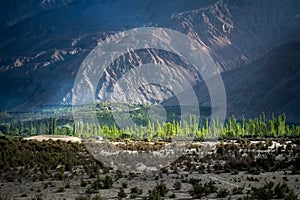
[23,135,82,143]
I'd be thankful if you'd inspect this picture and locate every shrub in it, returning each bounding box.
[57,186,65,193]
[75,196,89,200]
[190,183,207,198]
[118,188,127,198]
[245,181,297,200]
[232,187,244,195]
[131,187,142,195]
[274,182,290,199]
[103,175,113,189]
[169,193,176,198]
[148,189,163,200]
[251,181,274,200]
[190,180,217,198]
[217,188,229,198]
[115,170,123,179]
[81,179,88,187]
[128,172,137,180]
[54,171,65,180]
[147,181,168,200]
[154,181,168,197]
[85,188,98,194]
[173,181,181,190]
[92,194,105,200]
[122,182,127,188]
[91,178,103,190]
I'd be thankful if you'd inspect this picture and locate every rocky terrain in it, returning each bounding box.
[0,0,300,120]
[0,136,299,199]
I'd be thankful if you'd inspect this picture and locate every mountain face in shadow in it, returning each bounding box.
[169,40,300,123]
[222,40,300,122]
[0,0,299,122]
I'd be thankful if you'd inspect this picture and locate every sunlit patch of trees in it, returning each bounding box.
[0,111,299,139]
[77,113,300,140]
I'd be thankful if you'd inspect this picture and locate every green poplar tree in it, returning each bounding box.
[72,123,76,136]
[52,117,56,135]
[49,121,52,135]
[241,117,245,136]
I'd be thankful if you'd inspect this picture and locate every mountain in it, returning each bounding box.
[222,40,300,122]
[169,0,300,70]
[176,40,300,123]
[0,0,214,110]
[0,0,300,121]
[0,0,75,30]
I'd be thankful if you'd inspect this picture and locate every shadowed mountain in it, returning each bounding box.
[222,40,300,122]
[163,40,300,122]
[0,0,300,115]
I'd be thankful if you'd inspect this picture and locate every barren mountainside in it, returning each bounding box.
[0,0,299,122]
[163,40,300,123]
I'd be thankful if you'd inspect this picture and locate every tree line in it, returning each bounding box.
[0,112,299,139]
[77,113,300,139]
[0,112,74,136]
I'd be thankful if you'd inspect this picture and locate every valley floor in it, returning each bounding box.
[0,136,299,199]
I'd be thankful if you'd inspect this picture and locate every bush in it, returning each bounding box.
[118,188,127,198]
[274,182,290,199]
[85,188,98,194]
[54,171,65,180]
[169,193,176,198]
[251,181,274,200]
[57,186,65,193]
[217,188,229,198]
[103,175,113,189]
[92,194,105,200]
[91,176,113,190]
[154,181,168,197]
[91,179,103,190]
[147,189,163,200]
[122,182,127,188]
[81,179,88,187]
[173,181,181,190]
[246,181,298,200]
[131,187,142,195]
[75,196,90,200]
[147,181,168,200]
[190,183,207,198]
[232,187,244,195]
[190,180,217,198]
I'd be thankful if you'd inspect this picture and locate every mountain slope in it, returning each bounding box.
[191,40,300,122]
[0,0,214,111]
[0,0,299,112]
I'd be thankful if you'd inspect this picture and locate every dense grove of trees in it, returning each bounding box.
[0,112,74,137]
[78,113,300,139]
[0,111,300,139]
